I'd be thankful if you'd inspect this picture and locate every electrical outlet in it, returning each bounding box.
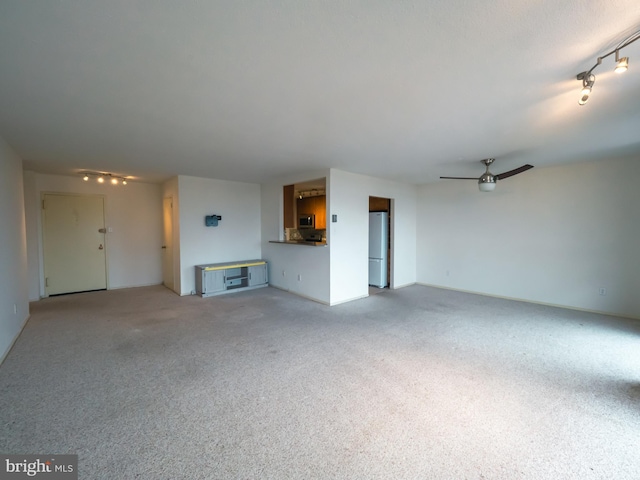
[13,304,17,314]
[297,274,302,281]
[282,270,286,277]
[446,270,450,277]
[599,287,606,296]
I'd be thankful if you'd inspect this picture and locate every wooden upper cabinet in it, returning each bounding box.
[297,197,312,215]
[283,184,295,228]
[314,195,326,229]
[369,196,390,212]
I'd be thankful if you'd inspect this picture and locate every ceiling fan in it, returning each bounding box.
[440,158,534,192]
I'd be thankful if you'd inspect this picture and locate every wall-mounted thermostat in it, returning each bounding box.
[205,215,222,227]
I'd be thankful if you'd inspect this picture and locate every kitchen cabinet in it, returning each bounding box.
[283,184,295,228]
[313,195,326,229]
[196,260,268,297]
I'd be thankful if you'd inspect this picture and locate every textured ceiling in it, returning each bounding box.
[1,1,639,185]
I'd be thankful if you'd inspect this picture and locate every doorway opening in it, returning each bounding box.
[368,196,392,294]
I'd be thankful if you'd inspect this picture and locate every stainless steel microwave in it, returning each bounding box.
[298,213,315,229]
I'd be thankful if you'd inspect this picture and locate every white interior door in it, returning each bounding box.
[162,196,174,290]
[42,193,107,295]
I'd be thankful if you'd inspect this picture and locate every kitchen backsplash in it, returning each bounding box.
[285,228,326,242]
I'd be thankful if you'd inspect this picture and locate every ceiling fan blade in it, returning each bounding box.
[439,176,478,180]
[494,164,534,180]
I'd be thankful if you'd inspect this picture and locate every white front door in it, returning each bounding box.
[162,196,174,290]
[42,193,107,296]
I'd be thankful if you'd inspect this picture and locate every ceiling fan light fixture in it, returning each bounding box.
[440,158,532,192]
[478,169,496,192]
[478,179,496,192]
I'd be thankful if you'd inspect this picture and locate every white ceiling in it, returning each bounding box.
[1,1,639,185]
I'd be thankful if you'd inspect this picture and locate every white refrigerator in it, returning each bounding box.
[368,212,388,288]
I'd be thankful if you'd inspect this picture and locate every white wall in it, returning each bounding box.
[24,172,163,298]
[261,170,331,304]
[329,169,417,305]
[0,137,29,363]
[417,156,640,319]
[177,175,262,296]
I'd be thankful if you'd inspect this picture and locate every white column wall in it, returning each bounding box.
[328,169,417,305]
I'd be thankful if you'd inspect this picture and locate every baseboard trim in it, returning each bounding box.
[330,294,368,306]
[391,281,416,290]
[416,282,640,321]
[0,313,30,367]
[269,285,330,305]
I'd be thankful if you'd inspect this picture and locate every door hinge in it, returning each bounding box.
[45,277,49,287]
[42,199,45,210]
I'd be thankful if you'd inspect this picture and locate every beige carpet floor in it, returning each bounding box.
[1,285,639,479]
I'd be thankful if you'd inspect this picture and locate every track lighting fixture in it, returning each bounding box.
[80,171,129,186]
[296,188,326,199]
[576,28,640,105]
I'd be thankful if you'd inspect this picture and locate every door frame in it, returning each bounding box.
[162,195,176,292]
[39,191,109,297]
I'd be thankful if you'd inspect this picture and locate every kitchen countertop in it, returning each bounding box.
[269,240,327,247]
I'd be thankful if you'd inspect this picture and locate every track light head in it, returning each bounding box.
[83,174,89,181]
[577,73,595,106]
[615,56,628,73]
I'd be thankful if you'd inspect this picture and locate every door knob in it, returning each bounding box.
[161,245,167,249]
[98,244,104,250]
